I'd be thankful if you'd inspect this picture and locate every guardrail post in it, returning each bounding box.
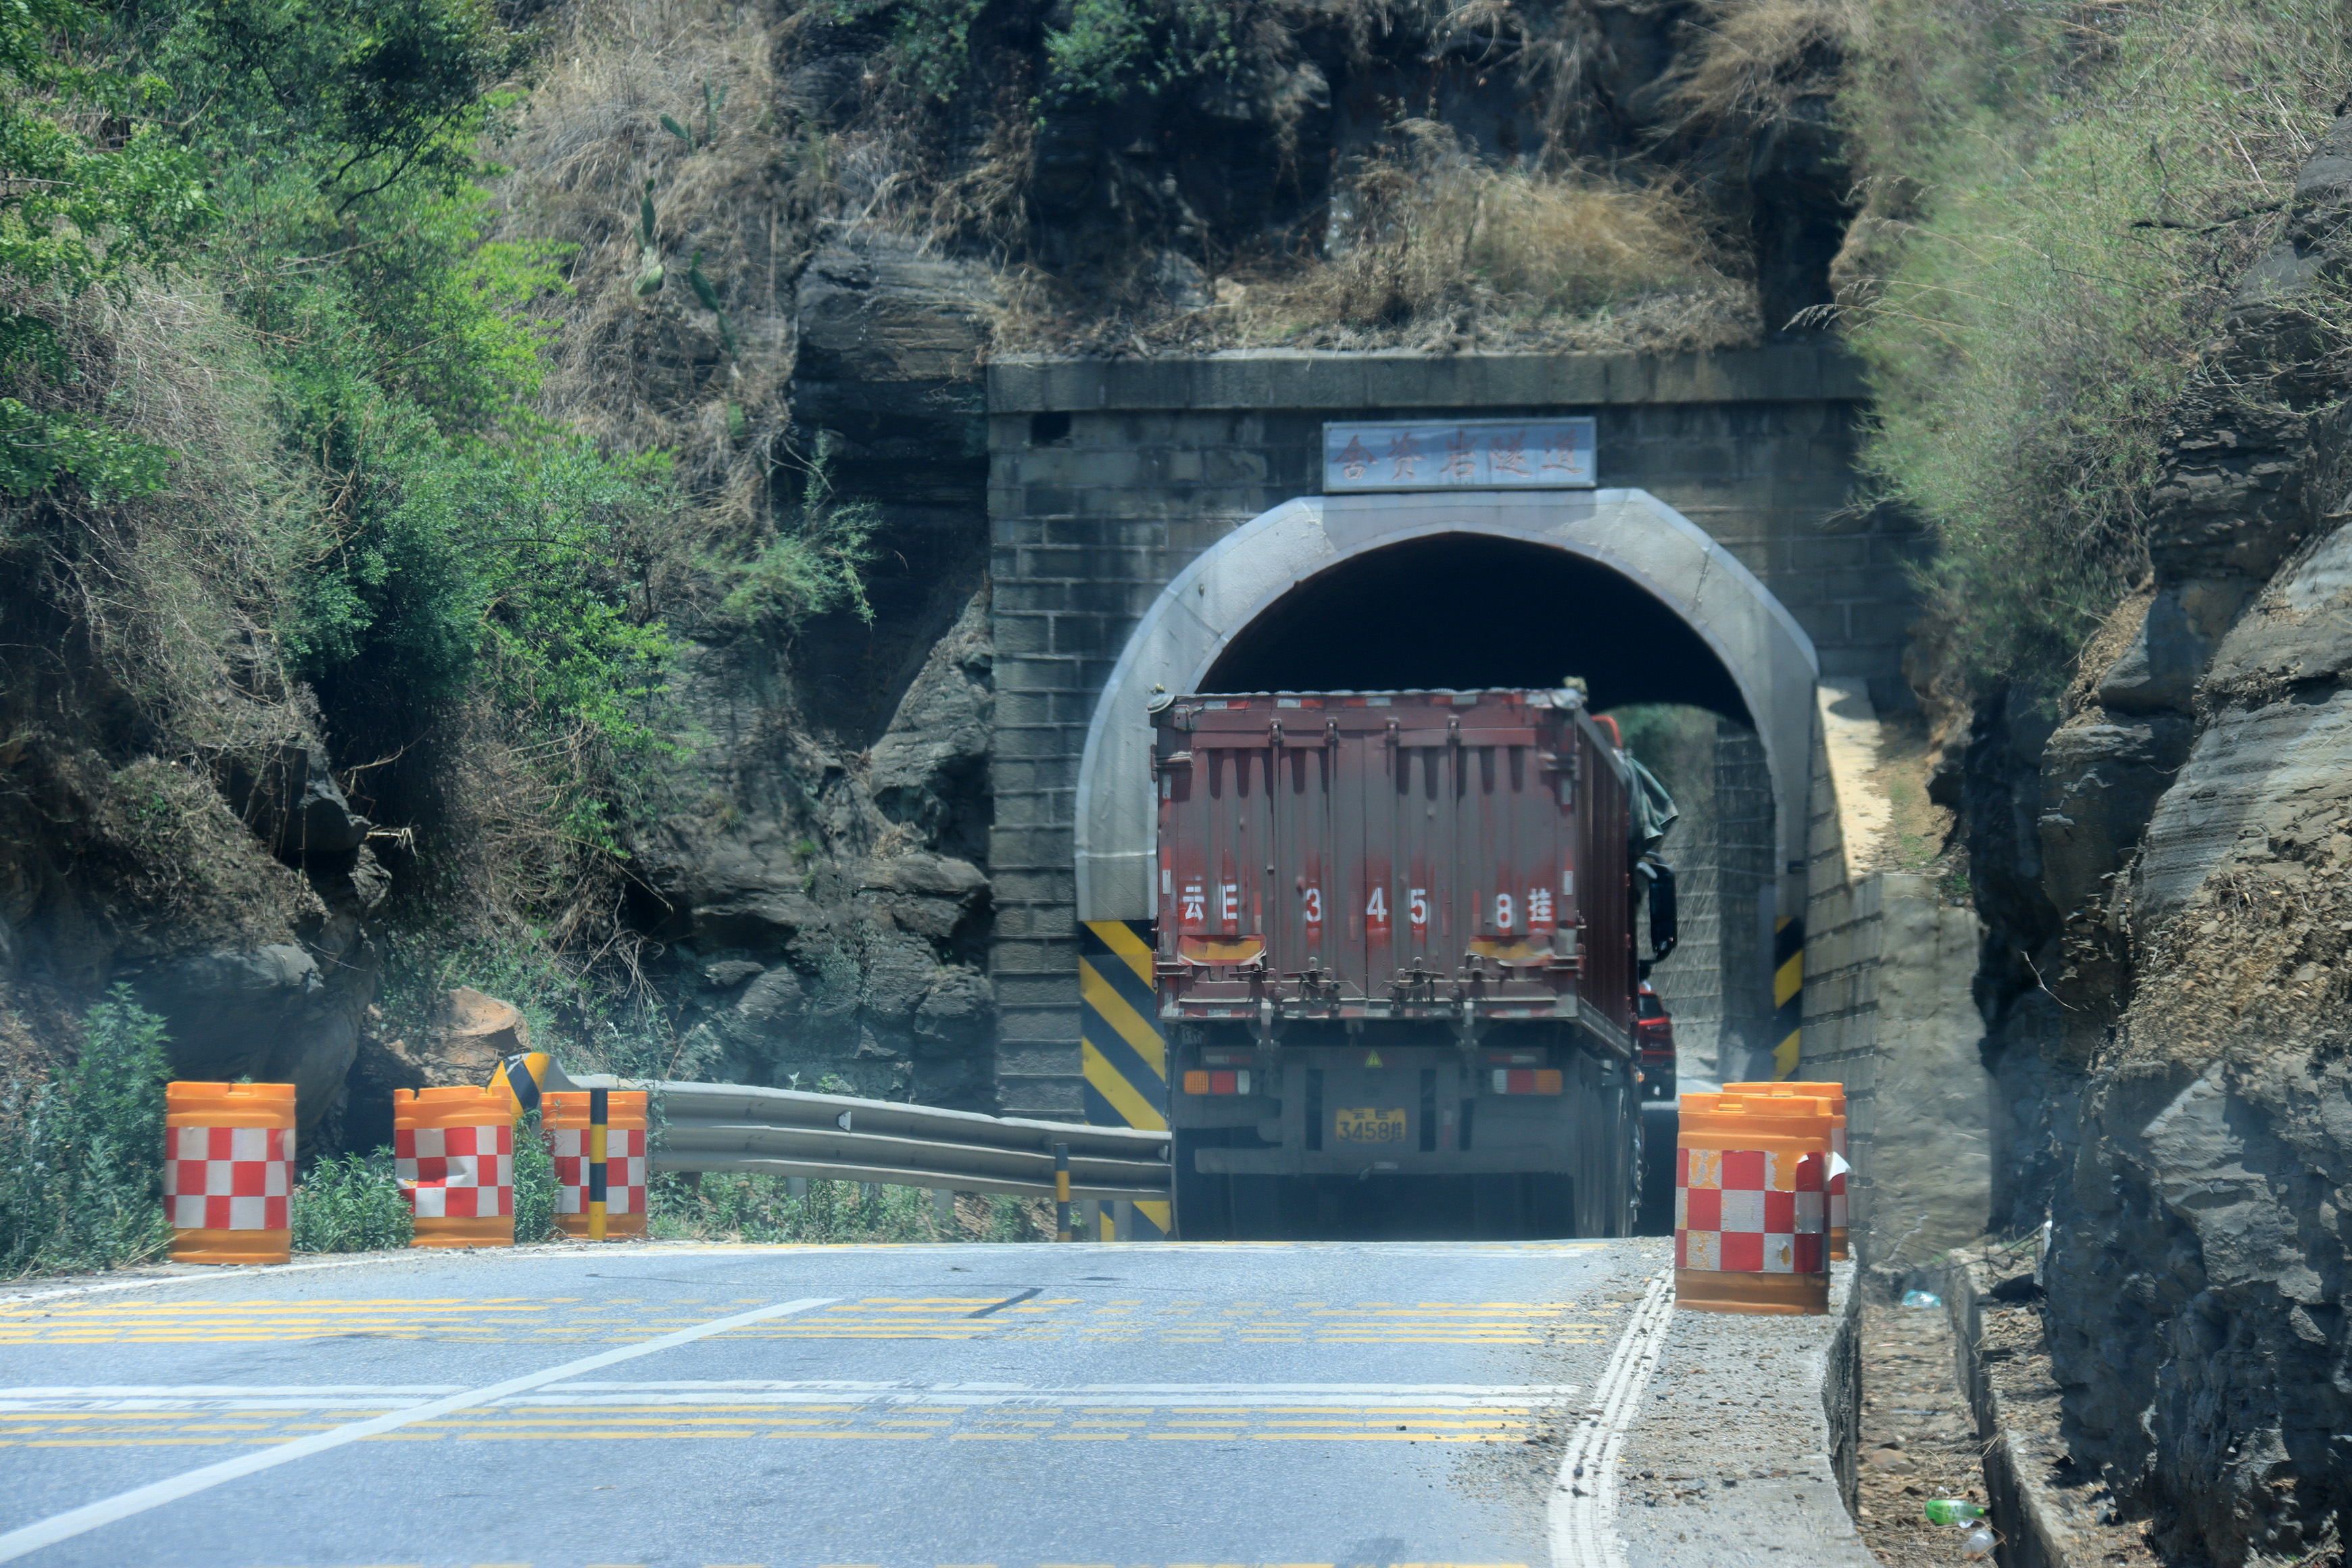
[787,1177,808,1200]
[1081,1198,1101,1241]
[932,1187,955,1231]
[1054,1144,1071,1242]
[1113,1199,1133,1243]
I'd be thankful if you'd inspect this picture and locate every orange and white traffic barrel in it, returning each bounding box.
[1725,1080,1851,1260]
[1675,1093,1831,1315]
[164,1083,295,1265]
[393,1087,514,1248]
[543,1090,648,1239]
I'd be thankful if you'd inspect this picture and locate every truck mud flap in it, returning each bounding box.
[1079,918,1171,1238]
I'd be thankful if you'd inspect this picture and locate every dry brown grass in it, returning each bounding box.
[997,123,1756,356]
[1673,0,1855,129]
[494,0,803,529]
[1288,126,1728,319]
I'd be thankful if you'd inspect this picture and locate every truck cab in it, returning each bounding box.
[1636,982,1675,1102]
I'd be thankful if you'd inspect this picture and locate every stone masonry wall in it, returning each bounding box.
[985,346,1906,1119]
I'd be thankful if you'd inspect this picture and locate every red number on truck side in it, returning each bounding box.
[1365,883,1390,936]
[1302,885,1323,929]
[1408,886,1429,944]
[1494,891,1516,932]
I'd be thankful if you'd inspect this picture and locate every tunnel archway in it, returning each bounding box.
[1200,532,1753,721]
[1074,489,1819,923]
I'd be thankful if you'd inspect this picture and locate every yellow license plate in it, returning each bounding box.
[1335,1107,1408,1143]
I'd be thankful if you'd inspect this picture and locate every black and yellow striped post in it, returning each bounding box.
[1079,918,1170,1239]
[587,1086,609,1242]
[1053,1142,1072,1242]
[1771,915,1805,1079]
[490,1052,556,1117]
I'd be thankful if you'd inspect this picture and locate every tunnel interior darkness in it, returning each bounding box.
[1199,533,1753,724]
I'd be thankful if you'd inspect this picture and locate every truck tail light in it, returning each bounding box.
[1183,1069,1252,1095]
[1492,1069,1563,1095]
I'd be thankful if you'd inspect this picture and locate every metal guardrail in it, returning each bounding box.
[624,1079,1172,1202]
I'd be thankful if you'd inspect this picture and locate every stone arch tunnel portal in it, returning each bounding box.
[1074,490,1819,931]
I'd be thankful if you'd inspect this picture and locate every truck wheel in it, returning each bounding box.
[1637,1104,1679,1235]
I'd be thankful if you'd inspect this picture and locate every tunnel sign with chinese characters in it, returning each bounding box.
[1321,417,1596,493]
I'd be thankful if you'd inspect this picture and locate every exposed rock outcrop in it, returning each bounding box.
[633,585,996,1108]
[1960,110,2352,1567]
[0,588,387,1137]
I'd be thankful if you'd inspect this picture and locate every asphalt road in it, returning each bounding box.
[0,1239,1673,1568]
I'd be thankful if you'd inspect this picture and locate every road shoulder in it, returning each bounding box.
[1613,1263,1876,1567]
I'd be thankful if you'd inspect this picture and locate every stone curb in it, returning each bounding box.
[1941,1256,2081,1568]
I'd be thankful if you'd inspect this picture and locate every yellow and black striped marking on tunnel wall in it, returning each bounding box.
[1079,918,1171,1240]
[1771,914,1805,1079]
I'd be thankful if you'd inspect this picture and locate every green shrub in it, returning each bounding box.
[290,1149,413,1252]
[720,454,877,631]
[289,1119,556,1252]
[514,1111,559,1243]
[0,987,174,1275]
[647,1173,1050,1243]
[1841,0,2349,692]
[983,1192,1046,1242]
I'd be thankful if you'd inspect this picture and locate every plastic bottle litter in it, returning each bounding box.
[1924,1500,1988,1525]
[1959,1523,1998,1559]
[1902,1288,1944,1308]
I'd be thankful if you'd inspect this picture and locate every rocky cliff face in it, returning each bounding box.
[628,588,998,1106]
[1959,112,2352,1568]
[0,573,384,1137]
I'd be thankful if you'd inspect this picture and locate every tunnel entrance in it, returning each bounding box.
[1199,533,1753,721]
[1185,529,1773,1239]
[1062,488,1821,1240]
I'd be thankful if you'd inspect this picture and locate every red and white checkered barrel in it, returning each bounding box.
[393,1087,515,1248]
[1723,1081,1851,1260]
[1674,1094,1832,1315]
[543,1091,650,1238]
[164,1083,296,1265]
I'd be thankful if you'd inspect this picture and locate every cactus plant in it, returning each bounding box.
[687,249,735,356]
[660,82,729,153]
[633,178,664,297]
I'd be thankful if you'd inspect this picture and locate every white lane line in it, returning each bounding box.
[1548,1268,1673,1568]
[0,1295,835,1564]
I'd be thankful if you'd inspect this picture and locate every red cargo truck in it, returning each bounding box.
[1150,687,1677,1239]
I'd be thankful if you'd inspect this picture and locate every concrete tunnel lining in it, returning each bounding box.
[1073,487,1821,923]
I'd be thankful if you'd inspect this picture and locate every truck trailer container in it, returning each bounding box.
[1150,686,1677,1240]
